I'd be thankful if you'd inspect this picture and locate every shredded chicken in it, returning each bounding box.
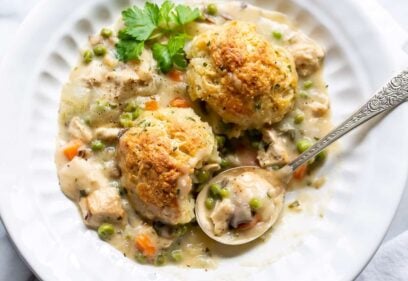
[79,187,126,228]
[257,129,289,167]
[210,199,235,235]
[58,157,109,200]
[68,116,93,143]
[308,93,330,117]
[287,32,324,77]
[82,50,160,102]
[94,127,121,141]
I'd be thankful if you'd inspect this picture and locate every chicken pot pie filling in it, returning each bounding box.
[56,1,332,268]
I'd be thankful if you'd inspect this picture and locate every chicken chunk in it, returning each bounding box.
[58,157,109,200]
[308,93,330,117]
[82,50,160,103]
[94,127,122,141]
[68,116,93,143]
[210,199,235,236]
[79,188,126,228]
[287,32,325,77]
[257,129,289,167]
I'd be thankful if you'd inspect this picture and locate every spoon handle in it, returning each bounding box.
[289,70,408,171]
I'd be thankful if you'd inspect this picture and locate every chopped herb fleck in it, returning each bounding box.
[288,200,300,209]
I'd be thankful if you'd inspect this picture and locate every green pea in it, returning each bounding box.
[174,224,188,237]
[220,158,231,169]
[315,150,327,163]
[296,139,312,153]
[249,198,262,210]
[121,119,133,128]
[299,90,309,99]
[100,28,113,38]
[135,252,146,264]
[205,197,215,209]
[97,223,115,240]
[121,112,133,120]
[195,169,210,183]
[91,140,105,152]
[272,31,283,40]
[132,107,143,120]
[154,254,167,266]
[119,112,134,127]
[170,250,183,262]
[124,101,138,112]
[83,49,93,63]
[209,183,222,197]
[303,80,313,90]
[294,113,304,124]
[206,3,218,15]
[93,44,107,56]
[219,188,230,199]
[215,135,226,148]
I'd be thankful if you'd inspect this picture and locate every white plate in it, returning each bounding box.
[0,0,407,280]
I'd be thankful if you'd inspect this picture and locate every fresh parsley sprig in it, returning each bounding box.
[152,34,188,73]
[115,0,202,72]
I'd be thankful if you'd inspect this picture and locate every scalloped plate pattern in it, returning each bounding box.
[0,0,407,281]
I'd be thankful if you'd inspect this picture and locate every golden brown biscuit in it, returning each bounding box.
[187,21,298,130]
[118,108,216,224]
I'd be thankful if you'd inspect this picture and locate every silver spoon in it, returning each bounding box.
[195,70,408,245]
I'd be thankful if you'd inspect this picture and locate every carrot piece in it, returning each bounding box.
[167,69,184,82]
[293,164,308,180]
[169,97,190,108]
[63,140,82,161]
[145,100,159,111]
[237,214,260,230]
[135,234,156,257]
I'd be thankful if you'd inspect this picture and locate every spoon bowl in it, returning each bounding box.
[195,166,285,245]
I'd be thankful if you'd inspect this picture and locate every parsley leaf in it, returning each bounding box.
[172,49,188,69]
[122,2,159,41]
[152,34,188,72]
[175,5,201,25]
[152,44,172,73]
[158,0,178,30]
[116,40,144,62]
[167,34,187,56]
[116,1,201,69]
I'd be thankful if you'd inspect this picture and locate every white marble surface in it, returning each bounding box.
[0,0,407,280]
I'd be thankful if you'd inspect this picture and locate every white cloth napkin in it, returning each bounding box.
[357,231,408,281]
[0,224,32,281]
[0,0,407,281]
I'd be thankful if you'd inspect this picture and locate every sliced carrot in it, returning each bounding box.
[169,97,190,108]
[167,69,184,82]
[135,234,156,257]
[63,139,82,161]
[145,100,159,111]
[293,164,308,180]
